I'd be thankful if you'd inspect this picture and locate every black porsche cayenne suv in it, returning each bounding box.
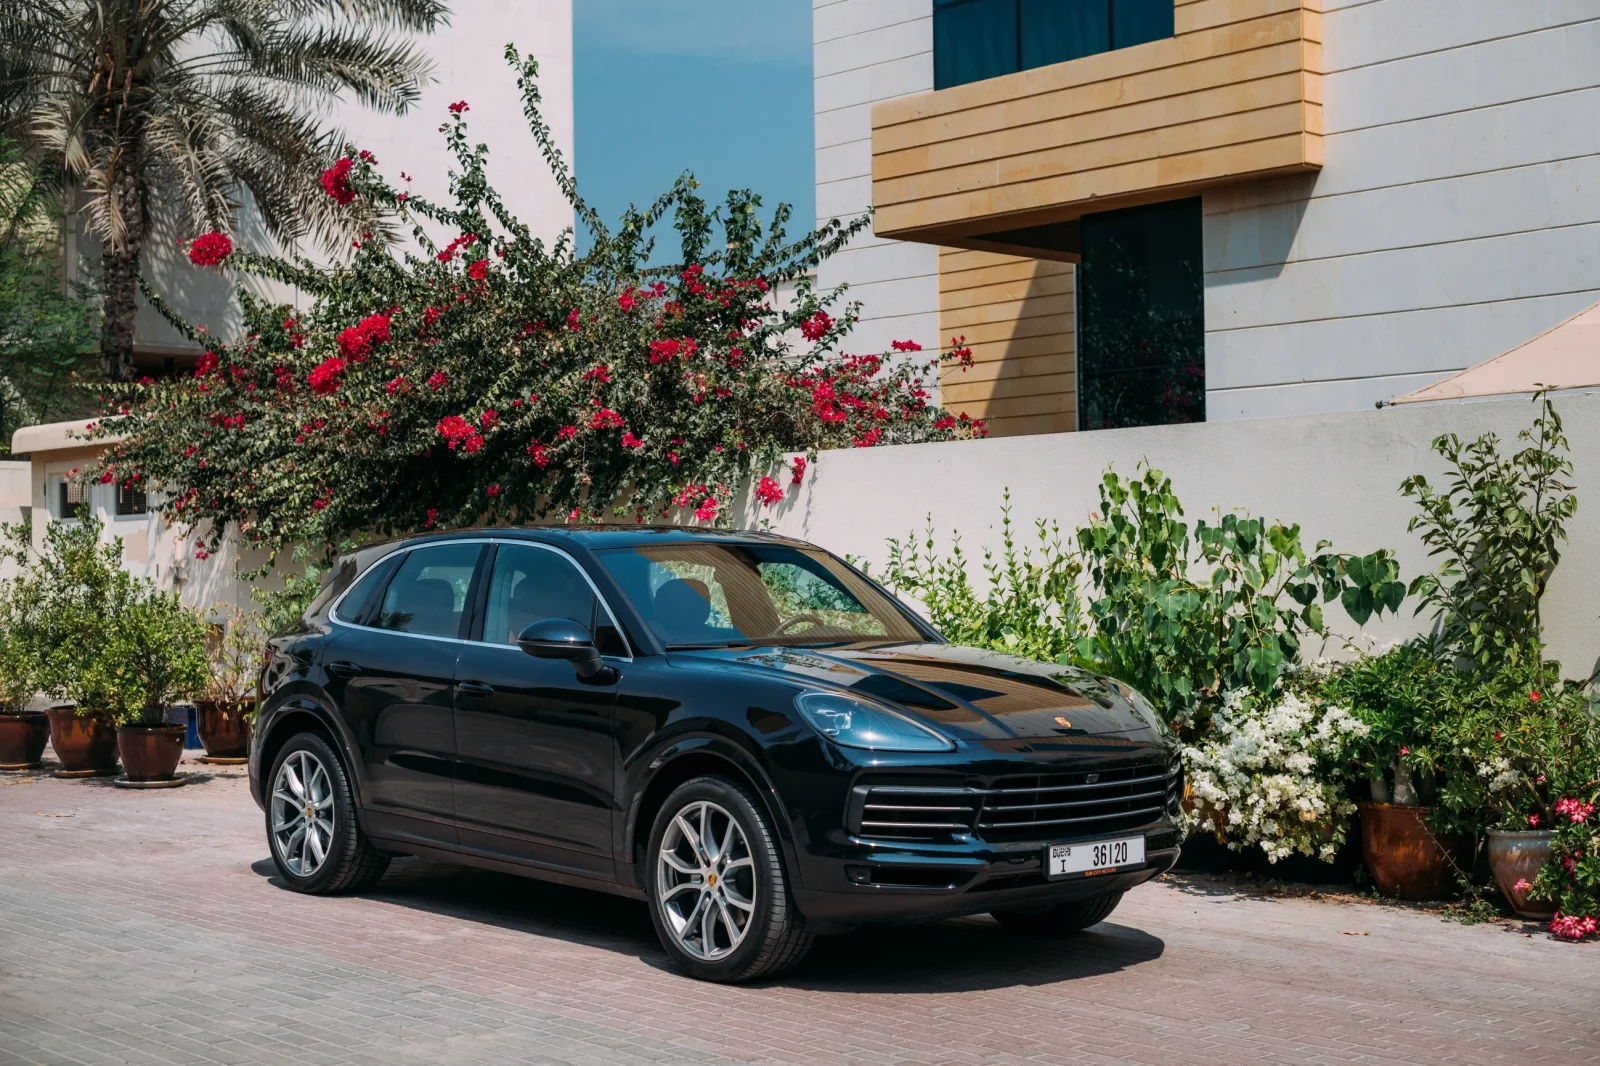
[249,526,1183,982]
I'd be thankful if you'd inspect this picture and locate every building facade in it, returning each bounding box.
[815,0,1600,434]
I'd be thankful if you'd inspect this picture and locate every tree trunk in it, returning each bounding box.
[98,161,146,383]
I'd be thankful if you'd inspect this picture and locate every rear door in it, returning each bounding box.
[324,540,485,847]
[452,541,624,878]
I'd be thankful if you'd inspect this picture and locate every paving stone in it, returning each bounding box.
[2,761,1598,1065]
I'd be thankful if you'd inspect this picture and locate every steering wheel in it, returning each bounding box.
[772,612,828,636]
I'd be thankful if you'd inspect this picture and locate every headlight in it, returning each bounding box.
[794,691,955,752]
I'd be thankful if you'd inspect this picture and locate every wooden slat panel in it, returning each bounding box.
[946,313,1076,345]
[966,392,1077,418]
[871,1,1320,243]
[940,258,1074,290]
[943,372,1075,404]
[941,292,1072,330]
[978,411,1078,436]
[940,271,1076,310]
[944,351,1075,384]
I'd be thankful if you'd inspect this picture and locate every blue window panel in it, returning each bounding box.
[1077,198,1206,430]
[1021,0,1110,68]
[1112,0,1174,49]
[934,0,1021,90]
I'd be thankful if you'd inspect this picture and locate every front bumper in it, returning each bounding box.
[791,818,1182,925]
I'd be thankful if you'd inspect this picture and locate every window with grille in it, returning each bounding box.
[56,479,88,520]
[115,481,148,516]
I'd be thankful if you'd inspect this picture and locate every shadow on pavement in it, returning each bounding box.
[249,854,1164,992]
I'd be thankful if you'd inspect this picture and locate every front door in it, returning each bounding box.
[325,541,484,847]
[453,542,622,878]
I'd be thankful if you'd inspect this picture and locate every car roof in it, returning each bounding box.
[378,524,815,552]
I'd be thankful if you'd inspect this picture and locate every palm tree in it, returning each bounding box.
[0,1,447,381]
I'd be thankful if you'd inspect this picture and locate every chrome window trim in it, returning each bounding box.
[327,536,633,662]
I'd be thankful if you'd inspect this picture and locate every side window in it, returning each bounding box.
[481,545,602,646]
[331,554,398,625]
[372,544,482,638]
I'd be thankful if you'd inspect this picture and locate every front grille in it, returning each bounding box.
[978,764,1172,843]
[858,786,980,843]
[853,759,1182,845]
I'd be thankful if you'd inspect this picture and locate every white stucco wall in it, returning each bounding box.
[737,392,1600,683]
[814,0,942,364]
[1204,1,1600,418]
[107,0,576,359]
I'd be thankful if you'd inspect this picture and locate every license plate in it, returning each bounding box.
[1046,835,1145,879]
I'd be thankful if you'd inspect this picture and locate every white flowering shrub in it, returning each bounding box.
[1184,682,1370,863]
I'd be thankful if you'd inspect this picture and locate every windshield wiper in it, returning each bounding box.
[665,640,755,650]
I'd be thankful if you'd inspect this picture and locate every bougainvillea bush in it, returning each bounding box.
[90,48,984,560]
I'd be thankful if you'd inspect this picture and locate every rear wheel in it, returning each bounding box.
[991,891,1123,935]
[266,732,389,895]
[645,776,812,982]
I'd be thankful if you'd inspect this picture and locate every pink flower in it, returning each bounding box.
[1550,912,1598,941]
[1529,813,1543,828]
[1399,746,1410,756]
[1555,798,1596,824]
[755,476,783,507]
[188,231,233,266]
[307,357,346,395]
[800,311,833,342]
[320,158,356,204]
[1513,878,1533,895]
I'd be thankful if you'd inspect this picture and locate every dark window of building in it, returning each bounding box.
[56,479,88,520]
[1076,198,1205,430]
[935,0,1173,90]
[115,482,148,516]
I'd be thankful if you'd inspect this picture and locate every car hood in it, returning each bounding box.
[669,642,1162,743]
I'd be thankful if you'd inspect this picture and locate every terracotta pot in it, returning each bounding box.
[1357,801,1474,900]
[0,711,51,769]
[195,699,254,758]
[116,724,186,782]
[1486,828,1557,919]
[46,706,120,774]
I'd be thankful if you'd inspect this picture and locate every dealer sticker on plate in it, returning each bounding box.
[1047,836,1145,879]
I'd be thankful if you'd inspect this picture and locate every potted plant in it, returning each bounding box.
[1325,644,1476,899]
[195,604,263,762]
[1,515,125,776]
[1482,681,1600,921]
[1526,781,1600,941]
[104,582,210,787]
[0,613,46,771]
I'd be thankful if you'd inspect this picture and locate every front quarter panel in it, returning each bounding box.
[248,628,363,810]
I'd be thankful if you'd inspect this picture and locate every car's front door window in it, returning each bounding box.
[482,544,600,644]
[372,543,480,639]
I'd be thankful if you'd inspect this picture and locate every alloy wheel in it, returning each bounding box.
[271,749,335,877]
[656,800,757,961]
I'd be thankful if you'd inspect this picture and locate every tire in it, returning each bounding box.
[991,890,1123,935]
[265,731,389,895]
[645,776,812,982]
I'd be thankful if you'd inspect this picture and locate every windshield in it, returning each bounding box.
[593,542,926,649]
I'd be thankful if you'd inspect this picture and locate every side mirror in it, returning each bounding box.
[517,617,607,681]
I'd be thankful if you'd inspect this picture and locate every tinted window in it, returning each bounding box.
[1077,197,1205,430]
[935,0,1172,90]
[482,544,600,646]
[331,553,400,625]
[595,543,922,649]
[373,544,481,638]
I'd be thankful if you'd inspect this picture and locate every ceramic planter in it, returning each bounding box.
[0,711,51,770]
[46,706,120,776]
[116,724,186,784]
[195,699,254,759]
[1357,800,1473,900]
[1486,828,1557,919]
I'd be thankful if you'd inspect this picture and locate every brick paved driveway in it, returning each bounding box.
[3,757,1597,1066]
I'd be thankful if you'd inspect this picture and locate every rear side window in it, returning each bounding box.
[331,553,402,626]
[372,544,482,639]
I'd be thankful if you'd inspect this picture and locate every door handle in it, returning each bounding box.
[326,660,363,678]
[457,680,495,698]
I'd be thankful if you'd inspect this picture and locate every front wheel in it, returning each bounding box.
[991,891,1123,935]
[266,732,389,895]
[645,776,812,982]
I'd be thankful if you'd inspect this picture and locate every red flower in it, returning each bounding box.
[337,311,391,361]
[448,100,470,114]
[648,339,680,363]
[947,335,975,369]
[791,457,807,485]
[755,476,783,506]
[385,376,406,394]
[1529,691,1542,702]
[427,371,448,391]
[556,425,577,441]
[800,311,833,342]
[194,351,219,377]
[480,409,499,427]
[311,495,331,511]
[486,484,500,497]
[527,441,551,467]
[853,427,883,448]
[567,307,582,331]
[1550,912,1599,941]
[584,364,612,384]
[99,469,114,484]
[618,288,636,312]
[320,158,356,204]
[425,508,437,528]
[467,258,489,280]
[436,233,478,262]
[307,357,346,395]
[1529,813,1543,828]
[890,339,922,353]
[620,431,645,449]
[694,497,718,522]
[588,407,625,430]
[189,231,233,266]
